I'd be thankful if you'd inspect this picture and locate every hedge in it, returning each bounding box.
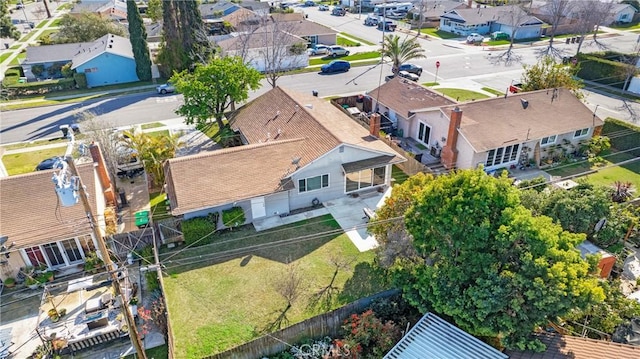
[577,52,634,89]
[222,206,245,228]
[4,78,76,97]
[603,118,640,156]
[181,216,216,246]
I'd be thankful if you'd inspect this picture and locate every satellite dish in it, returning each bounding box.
[594,218,607,232]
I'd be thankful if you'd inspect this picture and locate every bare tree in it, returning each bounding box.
[574,0,615,55]
[76,111,121,187]
[541,0,575,57]
[266,261,305,332]
[413,0,426,39]
[309,255,354,311]
[488,5,531,66]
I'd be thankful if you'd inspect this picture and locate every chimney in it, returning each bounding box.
[89,143,116,206]
[369,113,381,138]
[441,107,462,169]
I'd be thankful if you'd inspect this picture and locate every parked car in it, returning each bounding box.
[398,63,422,76]
[319,4,329,11]
[329,46,350,57]
[16,2,24,9]
[378,21,397,31]
[36,157,64,171]
[304,1,316,6]
[491,31,509,40]
[466,33,484,43]
[398,71,419,82]
[156,82,176,94]
[332,6,346,16]
[364,15,378,26]
[509,82,523,93]
[308,44,330,56]
[321,60,351,73]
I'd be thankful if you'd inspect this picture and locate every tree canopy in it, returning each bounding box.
[0,1,20,40]
[120,129,182,188]
[171,56,262,130]
[521,56,582,94]
[386,169,603,350]
[380,35,426,74]
[146,0,163,23]
[126,0,152,81]
[56,13,127,43]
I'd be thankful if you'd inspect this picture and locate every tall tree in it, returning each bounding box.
[157,0,186,76]
[146,0,163,23]
[56,13,127,43]
[380,34,426,74]
[0,1,20,40]
[170,57,262,130]
[392,169,604,350]
[520,56,583,94]
[541,0,575,57]
[120,129,183,188]
[126,0,152,81]
[490,4,531,65]
[574,0,615,55]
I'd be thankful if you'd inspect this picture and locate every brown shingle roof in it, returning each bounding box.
[367,77,456,118]
[164,87,405,215]
[441,88,604,152]
[217,30,303,52]
[0,163,99,250]
[285,19,337,36]
[506,333,640,359]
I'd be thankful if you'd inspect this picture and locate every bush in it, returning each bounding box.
[577,52,630,89]
[146,270,160,292]
[182,216,216,246]
[340,309,402,358]
[3,277,15,286]
[222,207,245,228]
[74,72,87,89]
[4,78,76,97]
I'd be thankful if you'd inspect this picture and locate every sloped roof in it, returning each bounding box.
[217,30,303,52]
[199,1,240,18]
[367,77,455,118]
[23,41,95,64]
[506,333,640,359]
[278,18,337,36]
[71,33,133,69]
[0,163,100,250]
[221,7,262,28]
[442,5,544,27]
[164,87,405,214]
[441,88,604,152]
[412,0,467,19]
[384,313,508,359]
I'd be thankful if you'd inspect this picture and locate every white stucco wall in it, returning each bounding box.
[410,110,450,149]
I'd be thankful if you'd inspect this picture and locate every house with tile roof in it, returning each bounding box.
[69,0,128,21]
[21,34,138,87]
[164,87,405,223]
[506,333,640,358]
[440,5,544,39]
[367,81,603,171]
[0,155,113,282]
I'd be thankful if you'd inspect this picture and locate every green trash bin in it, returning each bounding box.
[135,210,150,228]
[397,129,404,138]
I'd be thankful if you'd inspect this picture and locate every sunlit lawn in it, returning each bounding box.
[482,87,505,96]
[433,88,489,102]
[308,51,381,66]
[162,215,387,358]
[420,28,459,39]
[2,147,66,175]
[149,191,170,222]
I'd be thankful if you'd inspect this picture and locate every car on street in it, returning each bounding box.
[398,71,419,82]
[156,82,176,94]
[378,20,397,31]
[491,31,509,41]
[364,15,378,26]
[386,10,407,19]
[398,63,422,76]
[332,6,346,16]
[304,0,316,6]
[466,33,484,43]
[328,45,350,57]
[321,60,351,73]
[308,44,330,56]
[36,157,64,171]
[319,4,329,11]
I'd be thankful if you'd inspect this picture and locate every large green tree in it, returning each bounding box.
[121,129,182,188]
[380,34,426,74]
[171,57,262,130]
[146,0,163,23]
[392,169,604,350]
[1,1,20,40]
[520,56,582,94]
[56,13,127,43]
[126,0,152,81]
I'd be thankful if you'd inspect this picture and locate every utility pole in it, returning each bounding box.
[62,156,148,359]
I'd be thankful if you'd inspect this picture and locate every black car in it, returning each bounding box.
[398,63,423,76]
[36,156,65,171]
[321,60,351,73]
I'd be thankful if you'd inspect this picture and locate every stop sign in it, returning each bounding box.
[436,61,440,68]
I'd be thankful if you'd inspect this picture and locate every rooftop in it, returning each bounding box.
[367,77,456,119]
[506,333,640,359]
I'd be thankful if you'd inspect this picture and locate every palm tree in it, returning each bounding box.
[381,34,426,75]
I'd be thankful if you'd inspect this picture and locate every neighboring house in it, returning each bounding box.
[216,28,308,72]
[69,0,128,21]
[0,152,113,282]
[384,312,508,358]
[71,33,139,88]
[440,5,544,39]
[199,1,241,19]
[366,77,456,155]
[238,0,271,16]
[409,0,468,25]
[21,34,138,87]
[164,87,405,223]
[368,81,603,171]
[271,15,338,45]
[506,333,640,358]
[608,3,637,25]
[577,240,616,279]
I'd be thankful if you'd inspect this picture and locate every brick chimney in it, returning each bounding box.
[89,143,116,206]
[369,113,381,138]
[441,107,462,169]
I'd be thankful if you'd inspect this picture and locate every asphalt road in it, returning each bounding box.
[2,9,640,144]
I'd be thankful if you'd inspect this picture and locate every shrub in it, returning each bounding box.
[340,309,402,358]
[31,64,45,77]
[222,206,245,228]
[74,72,87,89]
[4,78,76,97]
[182,216,216,246]
[146,270,160,292]
[3,277,16,286]
[577,53,629,89]
[61,62,73,78]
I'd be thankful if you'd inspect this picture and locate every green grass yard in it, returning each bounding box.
[339,32,375,46]
[162,215,387,358]
[337,35,361,47]
[2,147,66,175]
[434,88,489,102]
[309,51,381,66]
[482,87,505,96]
[420,28,459,39]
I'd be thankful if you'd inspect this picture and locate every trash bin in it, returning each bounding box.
[565,38,570,44]
[414,153,423,163]
[70,123,80,134]
[3,43,8,50]
[135,210,150,228]
[59,125,69,137]
[119,188,128,207]
[312,90,318,97]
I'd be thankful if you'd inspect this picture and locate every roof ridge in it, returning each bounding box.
[168,137,307,163]
[277,87,341,144]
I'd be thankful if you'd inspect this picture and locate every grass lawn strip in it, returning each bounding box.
[337,35,360,47]
[162,214,387,358]
[141,122,165,130]
[1,137,67,150]
[434,88,489,102]
[338,32,376,46]
[420,28,459,39]
[308,51,380,66]
[482,87,505,96]
[2,147,66,175]
[149,192,170,222]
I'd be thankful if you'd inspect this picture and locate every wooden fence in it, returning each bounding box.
[202,289,399,359]
[379,137,431,176]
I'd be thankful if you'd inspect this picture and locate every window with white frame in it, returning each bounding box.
[574,128,589,138]
[485,144,520,167]
[42,243,65,267]
[540,135,557,146]
[345,167,386,192]
[299,174,329,193]
[61,239,83,263]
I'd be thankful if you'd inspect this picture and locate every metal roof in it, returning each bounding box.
[384,313,508,359]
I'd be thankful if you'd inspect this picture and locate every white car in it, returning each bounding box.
[466,33,484,43]
[308,44,330,56]
[329,46,350,57]
[156,82,176,94]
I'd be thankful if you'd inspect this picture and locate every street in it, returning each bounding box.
[2,8,640,144]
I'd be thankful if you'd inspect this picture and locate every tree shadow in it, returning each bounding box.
[338,262,389,304]
[486,50,523,67]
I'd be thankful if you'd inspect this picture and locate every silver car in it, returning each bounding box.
[156,82,176,94]
[329,46,350,57]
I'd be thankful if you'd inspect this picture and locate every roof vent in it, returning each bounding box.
[520,99,529,109]
[305,104,313,109]
[108,45,112,48]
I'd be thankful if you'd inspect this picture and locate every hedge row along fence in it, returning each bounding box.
[577,51,638,89]
[3,73,87,97]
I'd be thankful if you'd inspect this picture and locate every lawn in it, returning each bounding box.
[36,29,59,42]
[162,215,388,358]
[0,52,11,63]
[123,345,168,359]
[9,52,26,66]
[1,137,68,151]
[49,18,62,27]
[434,88,489,102]
[337,35,361,47]
[420,28,460,39]
[141,122,165,130]
[308,51,381,66]
[339,32,375,46]
[2,147,66,175]
[149,192,170,222]
[391,164,408,185]
[482,87,505,96]
[421,82,439,87]
[146,129,170,138]
[610,22,640,30]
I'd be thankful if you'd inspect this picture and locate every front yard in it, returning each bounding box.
[161,214,388,358]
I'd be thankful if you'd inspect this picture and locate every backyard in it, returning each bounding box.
[161,214,388,358]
